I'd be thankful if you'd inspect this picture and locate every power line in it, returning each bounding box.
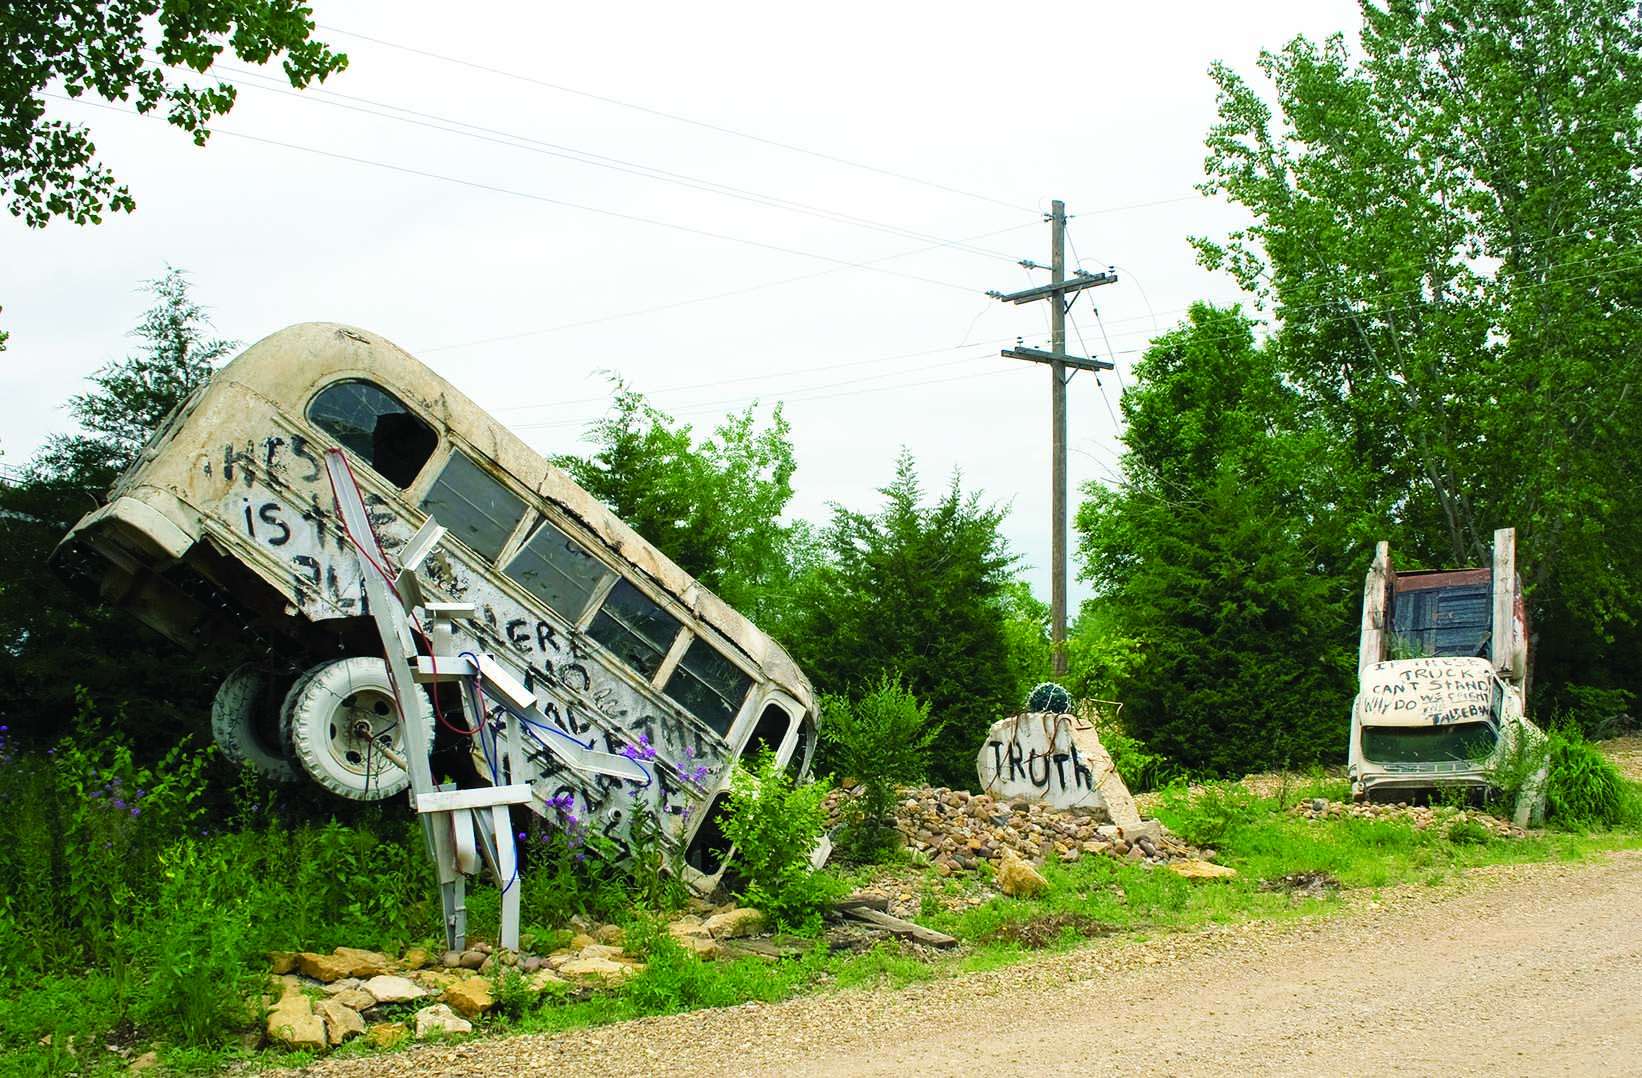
[489,335,1020,414]
[47,93,990,297]
[320,25,1040,215]
[198,61,1029,265]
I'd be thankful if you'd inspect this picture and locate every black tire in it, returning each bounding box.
[211,664,301,783]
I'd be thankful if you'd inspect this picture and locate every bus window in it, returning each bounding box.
[663,638,753,735]
[307,380,437,488]
[588,579,682,679]
[419,451,526,562]
[740,700,791,761]
[504,519,612,620]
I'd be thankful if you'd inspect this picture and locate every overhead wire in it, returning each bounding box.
[46,92,992,297]
[319,25,1041,215]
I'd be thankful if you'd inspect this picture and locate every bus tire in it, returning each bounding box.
[211,664,301,783]
[286,656,432,801]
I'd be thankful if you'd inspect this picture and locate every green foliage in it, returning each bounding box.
[554,379,799,622]
[1542,729,1639,830]
[1075,305,1355,775]
[1446,818,1492,846]
[1156,779,1264,848]
[1094,718,1178,793]
[1,270,226,751]
[1192,0,1642,755]
[718,753,842,932]
[819,676,940,859]
[786,451,1023,786]
[2,2,345,228]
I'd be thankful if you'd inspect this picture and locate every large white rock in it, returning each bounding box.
[976,712,1147,833]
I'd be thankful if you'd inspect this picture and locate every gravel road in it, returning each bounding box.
[293,850,1642,1077]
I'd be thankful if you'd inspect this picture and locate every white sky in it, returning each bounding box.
[1,0,1361,609]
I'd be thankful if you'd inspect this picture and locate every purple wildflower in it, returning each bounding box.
[130,808,140,817]
[113,799,126,810]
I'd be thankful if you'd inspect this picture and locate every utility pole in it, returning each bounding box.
[988,200,1117,676]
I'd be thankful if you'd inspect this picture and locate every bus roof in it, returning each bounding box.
[219,322,811,707]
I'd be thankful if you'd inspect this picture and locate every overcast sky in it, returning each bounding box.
[2,0,1362,610]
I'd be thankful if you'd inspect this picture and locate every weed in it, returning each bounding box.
[1446,818,1491,846]
[819,676,940,861]
[719,753,844,932]
[1156,780,1263,847]
[1542,728,1639,829]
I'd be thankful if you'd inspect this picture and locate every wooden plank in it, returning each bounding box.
[835,892,891,913]
[843,907,957,948]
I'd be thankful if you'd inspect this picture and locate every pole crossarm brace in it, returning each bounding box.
[1002,346,1114,373]
[987,269,1118,305]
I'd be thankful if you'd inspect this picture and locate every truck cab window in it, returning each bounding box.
[419,451,526,562]
[588,579,682,679]
[307,380,437,488]
[504,519,612,620]
[663,638,753,735]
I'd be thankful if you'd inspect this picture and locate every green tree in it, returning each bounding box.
[818,675,941,858]
[0,269,227,742]
[1074,305,1355,774]
[1195,0,1642,710]
[787,451,1020,786]
[2,1,345,228]
[554,381,800,625]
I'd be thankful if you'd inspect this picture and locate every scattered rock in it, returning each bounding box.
[1169,859,1239,880]
[594,924,624,944]
[331,987,378,1012]
[320,977,361,995]
[441,949,462,969]
[128,1050,160,1072]
[1259,870,1340,899]
[363,974,428,1005]
[266,994,327,1050]
[525,968,567,991]
[443,977,495,1018]
[997,849,1049,897]
[297,951,356,984]
[458,949,486,970]
[674,934,727,960]
[333,947,392,977]
[401,946,430,971]
[667,916,711,940]
[703,907,766,939]
[365,1022,408,1049]
[268,951,298,975]
[413,1003,472,1039]
[577,943,625,961]
[559,955,638,981]
[568,932,598,949]
[317,999,366,1046]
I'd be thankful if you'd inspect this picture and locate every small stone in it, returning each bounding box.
[413,1003,472,1039]
[568,932,598,949]
[441,950,462,969]
[578,943,625,961]
[675,934,726,960]
[443,977,495,1018]
[472,941,493,955]
[268,951,298,975]
[401,946,430,971]
[297,951,355,983]
[522,956,543,972]
[317,999,366,1046]
[129,1050,160,1072]
[365,1022,408,1049]
[525,968,567,991]
[458,949,486,970]
[321,977,362,995]
[703,907,766,939]
[560,955,637,981]
[996,848,1048,897]
[497,949,519,967]
[363,974,428,1005]
[594,924,624,945]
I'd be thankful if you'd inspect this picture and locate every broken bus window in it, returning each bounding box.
[306,380,438,488]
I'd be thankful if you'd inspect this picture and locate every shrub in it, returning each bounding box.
[1542,729,1637,830]
[819,675,940,859]
[719,753,842,932]
[1445,818,1491,846]
[1156,780,1264,847]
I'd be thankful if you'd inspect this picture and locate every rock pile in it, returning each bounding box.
[1294,798,1528,838]
[825,785,1196,874]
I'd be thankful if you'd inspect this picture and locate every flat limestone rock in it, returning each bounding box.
[413,1003,472,1039]
[443,977,495,1018]
[703,907,765,939]
[297,951,356,983]
[333,947,392,978]
[317,999,365,1046]
[331,987,378,1012]
[266,995,327,1051]
[559,955,639,981]
[363,974,428,1005]
[1169,859,1238,880]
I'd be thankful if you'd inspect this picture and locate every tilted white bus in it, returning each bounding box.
[56,322,816,888]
